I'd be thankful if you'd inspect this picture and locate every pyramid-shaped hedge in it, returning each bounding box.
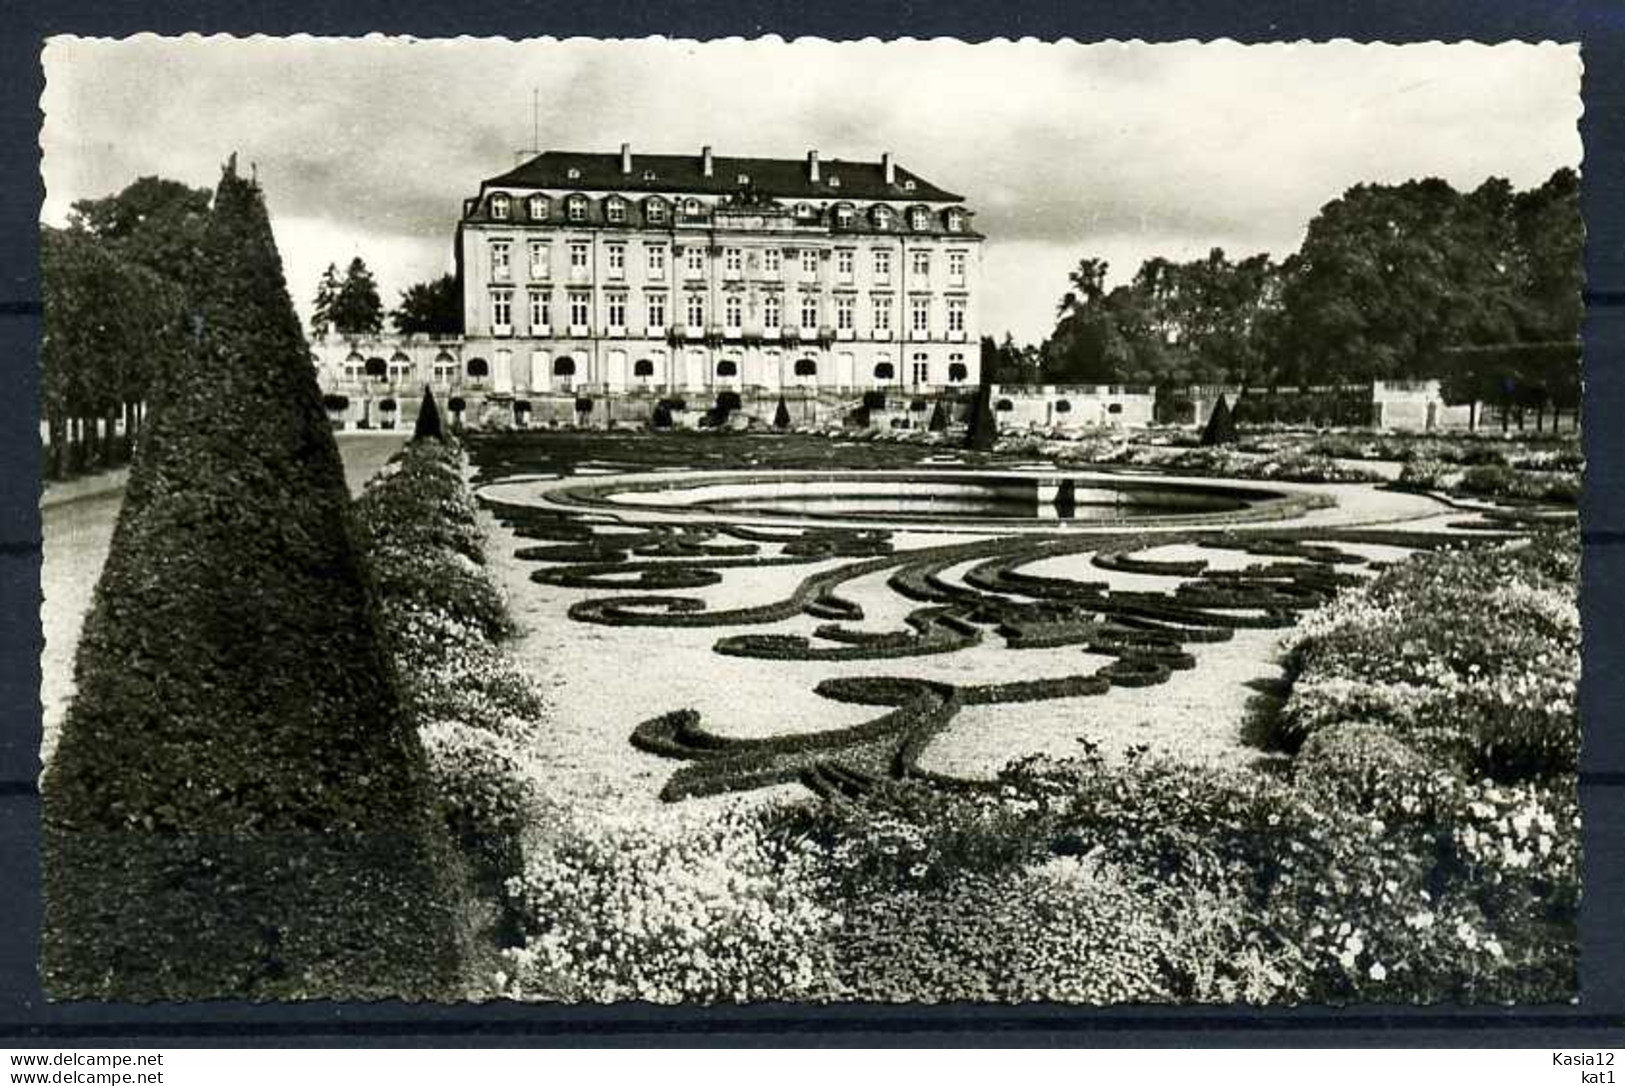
[41,159,462,1000]
[1200,394,1238,447]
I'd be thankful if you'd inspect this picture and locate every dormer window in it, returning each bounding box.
[567,195,588,221]
[828,176,841,188]
[909,207,929,231]
[490,192,510,220]
[683,198,702,216]
[795,203,812,218]
[566,167,582,180]
[606,197,626,223]
[527,194,548,220]
[835,204,854,228]
[736,173,751,185]
[646,198,667,224]
[874,206,894,229]
[903,179,917,192]
[947,209,965,232]
[642,169,658,181]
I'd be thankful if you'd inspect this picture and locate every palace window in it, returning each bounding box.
[909,207,929,231]
[836,249,854,279]
[763,248,782,274]
[836,296,855,330]
[724,294,743,329]
[912,352,930,386]
[646,243,667,276]
[763,294,781,330]
[607,242,626,278]
[685,247,706,277]
[567,195,587,221]
[872,295,892,332]
[686,293,706,327]
[874,361,895,380]
[911,250,930,277]
[645,291,667,328]
[947,298,966,334]
[607,292,627,329]
[568,290,590,329]
[490,289,513,329]
[646,199,667,224]
[528,289,550,329]
[490,193,510,219]
[717,358,739,377]
[606,197,626,223]
[948,250,966,282]
[874,206,893,229]
[528,194,548,220]
[801,249,819,279]
[873,249,892,279]
[948,356,968,382]
[569,241,589,270]
[490,239,511,281]
[835,204,854,228]
[947,209,965,232]
[801,294,819,330]
[911,297,930,333]
[529,240,550,279]
[724,247,743,277]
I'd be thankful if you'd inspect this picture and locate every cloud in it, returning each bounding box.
[43,36,1580,342]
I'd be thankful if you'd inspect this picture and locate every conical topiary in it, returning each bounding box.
[413,384,444,441]
[964,382,996,450]
[773,396,791,430]
[41,158,463,1000]
[927,401,948,432]
[1200,394,1238,447]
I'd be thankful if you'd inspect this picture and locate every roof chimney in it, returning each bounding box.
[882,151,895,185]
[807,149,821,182]
[701,145,714,178]
[620,142,632,174]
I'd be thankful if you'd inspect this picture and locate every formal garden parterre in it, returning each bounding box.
[427,425,1579,1004]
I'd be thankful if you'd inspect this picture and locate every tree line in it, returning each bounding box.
[1008,168,1581,418]
[42,176,464,477]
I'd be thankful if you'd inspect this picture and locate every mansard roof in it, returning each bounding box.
[482,150,965,204]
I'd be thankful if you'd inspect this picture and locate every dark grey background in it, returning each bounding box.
[1,0,1620,1047]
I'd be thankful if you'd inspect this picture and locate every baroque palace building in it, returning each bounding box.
[455,144,984,400]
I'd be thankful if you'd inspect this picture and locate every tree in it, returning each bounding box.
[391,273,463,336]
[328,256,384,335]
[42,157,461,1000]
[68,175,212,288]
[310,262,342,337]
[41,227,184,475]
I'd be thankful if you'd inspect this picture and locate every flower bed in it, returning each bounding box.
[1277,529,1580,779]
[355,438,550,941]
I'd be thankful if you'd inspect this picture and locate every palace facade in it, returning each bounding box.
[456,144,985,398]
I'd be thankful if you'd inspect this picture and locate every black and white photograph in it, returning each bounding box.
[37,35,1583,1005]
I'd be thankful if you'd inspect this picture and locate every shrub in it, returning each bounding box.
[1398,458,1451,490]
[1280,530,1580,779]
[41,160,462,1000]
[1294,722,1432,811]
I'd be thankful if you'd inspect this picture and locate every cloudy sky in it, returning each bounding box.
[42,36,1580,343]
